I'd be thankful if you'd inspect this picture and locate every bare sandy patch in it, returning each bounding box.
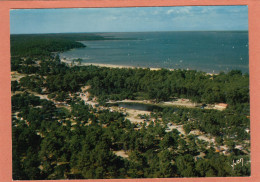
[113,150,129,158]
[124,108,151,123]
[11,71,27,81]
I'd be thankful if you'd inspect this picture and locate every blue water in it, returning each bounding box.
[60,31,249,73]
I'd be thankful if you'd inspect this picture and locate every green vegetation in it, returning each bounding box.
[11,33,134,58]
[11,35,84,58]
[11,93,250,179]
[15,63,249,105]
[11,33,250,179]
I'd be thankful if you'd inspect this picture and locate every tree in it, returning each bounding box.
[176,154,196,177]
[195,159,210,177]
[11,80,20,92]
[158,150,174,177]
[22,148,41,180]
[183,123,192,134]
[159,132,177,150]
[215,136,223,146]
[55,55,61,63]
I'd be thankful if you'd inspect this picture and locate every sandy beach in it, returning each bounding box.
[61,59,174,71]
[60,59,219,75]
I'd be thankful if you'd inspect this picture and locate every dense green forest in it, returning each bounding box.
[11,33,250,179]
[12,93,250,179]
[11,33,133,58]
[12,56,249,105]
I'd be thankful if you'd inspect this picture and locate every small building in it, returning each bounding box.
[215,147,224,153]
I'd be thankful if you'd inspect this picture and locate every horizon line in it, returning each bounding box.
[10,30,249,35]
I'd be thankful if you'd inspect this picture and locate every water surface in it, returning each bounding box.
[60,31,249,73]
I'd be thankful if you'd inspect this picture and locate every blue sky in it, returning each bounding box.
[10,6,248,34]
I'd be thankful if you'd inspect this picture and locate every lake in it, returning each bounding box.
[109,102,164,112]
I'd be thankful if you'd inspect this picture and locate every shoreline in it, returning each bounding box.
[60,59,174,71]
[60,59,218,75]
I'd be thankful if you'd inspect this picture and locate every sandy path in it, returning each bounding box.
[11,71,27,81]
[166,124,186,135]
[164,99,198,108]
[197,135,215,143]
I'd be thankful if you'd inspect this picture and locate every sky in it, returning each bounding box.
[10,6,248,34]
